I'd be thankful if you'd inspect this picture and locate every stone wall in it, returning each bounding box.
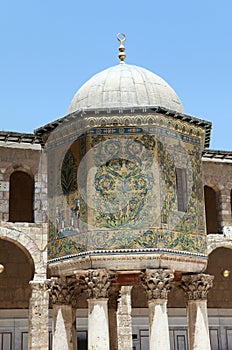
[0,144,47,223]
[202,160,232,230]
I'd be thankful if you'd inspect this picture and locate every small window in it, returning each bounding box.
[176,168,188,212]
[9,171,34,222]
[204,185,218,234]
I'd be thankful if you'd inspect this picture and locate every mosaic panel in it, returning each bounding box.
[47,120,206,260]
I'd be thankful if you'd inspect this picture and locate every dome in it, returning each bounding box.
[67,63,184,114]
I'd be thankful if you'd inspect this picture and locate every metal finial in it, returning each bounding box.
[117,33,126,64]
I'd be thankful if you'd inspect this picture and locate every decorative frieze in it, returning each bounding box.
[76,269,115,299]
[181,273,214,300]
[141,269,174,300]
[47,277,78,306]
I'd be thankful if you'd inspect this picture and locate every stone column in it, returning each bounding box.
[181,274,214,350]
[49,277,78,350]
[117,286,133,350]
[77,269,115,350]
[141,269,174,350]
[28,280,50,350]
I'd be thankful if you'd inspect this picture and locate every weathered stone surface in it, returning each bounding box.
[28,281,49,350]
[181,273,214,300]
[117,286,133,350]
[141,269,174,300]
[76,269,115,299]
[48,277,78,307]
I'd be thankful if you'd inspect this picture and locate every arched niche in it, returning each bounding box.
[9,171,34,222]
[0,238,34,308]
[204,185,218,234]
[205,247,232,308]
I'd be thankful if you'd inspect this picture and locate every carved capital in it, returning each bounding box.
[76,269,115,299]
[141,269,174,300]
[181,274,214,300]
[47,277,78,306]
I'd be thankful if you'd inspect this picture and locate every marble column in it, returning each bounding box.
[181,274,214,350]
[141,269,174,350]
[49,277,78,350]
[77,269,115,350]
[28,280,50,350]
[117,286,133,350]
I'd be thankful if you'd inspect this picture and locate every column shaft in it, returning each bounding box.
[117,286,133,350]
[181,273,214,350]
[88,298,110,350]
[148,299,170,350]
[76,269,115,350]
[28,281,49,350]
[141,269,174,350]
[187,300,211,350]
[48,277,78,350]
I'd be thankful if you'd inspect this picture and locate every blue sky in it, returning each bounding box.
[0,1,231,150]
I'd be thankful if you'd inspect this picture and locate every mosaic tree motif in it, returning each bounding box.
[56,149,80,237]
[92,135,156,228]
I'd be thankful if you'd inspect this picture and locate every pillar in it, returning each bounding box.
[181,273,214,350]
[76,269,115,350]
[108,287,119,350]
[218,188,232,229]
[117,286,133,350]
[141,269,174,350]
[49,277,78,350]
[28,280,50,350]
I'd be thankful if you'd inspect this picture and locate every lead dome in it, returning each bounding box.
[67,63,185,114]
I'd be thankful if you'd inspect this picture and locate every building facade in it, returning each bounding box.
[0,36,231,350]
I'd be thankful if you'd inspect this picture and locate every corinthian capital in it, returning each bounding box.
[141,269,174,300]
[76,269,115,299]
[181,274,214,300]
[47,277,78,306]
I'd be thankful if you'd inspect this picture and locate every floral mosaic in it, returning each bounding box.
[47,119,207,260]
[92,135,156,229]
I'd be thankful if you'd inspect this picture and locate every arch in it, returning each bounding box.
[0,238,34,308]
[205,247,232,308]
[9,170,34,222]
[204,185,218,234]
[207,239,232,255]
[0,224,46,277]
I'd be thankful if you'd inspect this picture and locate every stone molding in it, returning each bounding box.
[181,273,214,300]
[141,269,174,300]
[47,277,78,306]
[76,269,115,299]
